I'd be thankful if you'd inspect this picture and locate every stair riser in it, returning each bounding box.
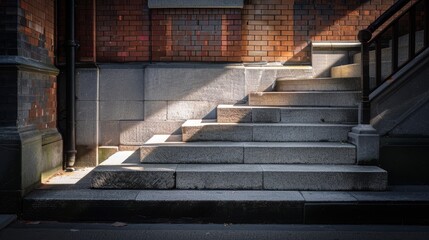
[140,145,356,164]
[141,146,244,164]
[253,125,352,142]
[217,107,358,123]
[331,64,360,78]
[92,165,387,191]
[248,92,361,107]
[264,171,387,191]
[275,78,361,91]
[244,146,355,164]
[91,169,175,189]
[182,124,354,142]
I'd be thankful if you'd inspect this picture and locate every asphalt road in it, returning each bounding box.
[1,222,429,240]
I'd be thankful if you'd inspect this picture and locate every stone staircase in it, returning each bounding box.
[91,64,388,191]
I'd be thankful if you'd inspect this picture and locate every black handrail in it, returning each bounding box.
[358,0,428,125]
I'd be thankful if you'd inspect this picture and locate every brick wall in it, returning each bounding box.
[18,0,55,64]
[17,71,57,129]
[67,0,396,63]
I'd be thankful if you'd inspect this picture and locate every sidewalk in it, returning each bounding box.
[2,222,429,240]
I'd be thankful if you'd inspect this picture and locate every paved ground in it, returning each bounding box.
[1,222,429,240]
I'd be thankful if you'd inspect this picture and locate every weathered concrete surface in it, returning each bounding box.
[243,142,356,164]
[262,165,388,191]
[217,105,358,124]
[252,123,354,142]
[91,164,177,189]
[176,164,263,190]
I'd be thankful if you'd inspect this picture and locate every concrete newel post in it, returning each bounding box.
[348,124,380,165]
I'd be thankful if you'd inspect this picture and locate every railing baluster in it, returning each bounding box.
[409,6,416,59]
[376,40,382,87]
[392,22,399,72]
[425,0,429,47]
[358,30,372,125]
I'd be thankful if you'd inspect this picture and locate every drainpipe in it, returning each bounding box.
[65,0,77,171]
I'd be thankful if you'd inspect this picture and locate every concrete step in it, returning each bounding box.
[181,119,354,142]
[331,63,360,78]
[92,161,387,190]
[248,91,361,107]
[275,77,361,91]
[24,187,429,224]
[217,104,358,123]
[141,135,356,164]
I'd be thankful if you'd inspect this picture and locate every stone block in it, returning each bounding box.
[182,120,253,142]
[144,65,245,101]
[253,123,353,142]
[176,164,263,190]
[141,135,243,164]
[144,101,167,121]
[120,121,183,145]
[98,146,119,164]
[99,121,119,146]
[91,164,177,189]
[75,145,98,167]
[216,104,251,123]
[100,67,144,101]
[100,101,144,121]
[76,120,97,146]
[41,131,63,180]
[243,142,356,164]
[249,91,361,107]
[76,68,98,101]
[262,165,388,191]
[76,100,97,121]
[167,101,218,120]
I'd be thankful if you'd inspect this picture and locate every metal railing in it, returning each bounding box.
[358,0,429,124]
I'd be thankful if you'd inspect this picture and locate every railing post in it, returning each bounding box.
[358,29,372,125]
[348,29,379,165]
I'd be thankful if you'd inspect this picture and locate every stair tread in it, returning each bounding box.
[144,134,356,148]
[217,104,358,109]
[183,119,356,126]
[275,77,360,81]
